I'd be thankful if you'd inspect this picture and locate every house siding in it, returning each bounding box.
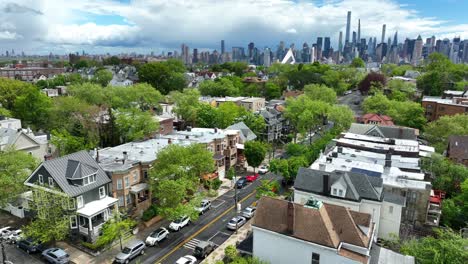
[28,166,65,192]
[379,201,403,239]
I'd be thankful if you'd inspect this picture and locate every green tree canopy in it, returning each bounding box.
[68,83,107,106]
[171,88,201,126]
[199,78,240,97]
[304,84,337,104]
[138,61,186,94]
[51,129,96,156]
[92,69,113,87]
[358,72,386,95]
[350,57,365,68]
[114,107,159,142]
[244,141,268,172]
[13,85,52,130]
[424,114,468,153]
[264,81,282,100]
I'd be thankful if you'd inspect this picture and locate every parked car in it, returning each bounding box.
[145,227,169,246]
[193,240,216,259]
[175,255,197,264]
[344,90,353,95]
[41,248,70,264]
[6,229,22,244]
[258,165,269,174]
[114,240,146,264]
[353,100,361,105]
[236,177,247,189]
[169,216,190,231]
[0,226,16,238]
[246,173,259,182]
[226,216,247,230]
[241,206,257,219]
[17,238,46,254]
[195,200,211,215]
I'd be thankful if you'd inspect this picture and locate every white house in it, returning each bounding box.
[252,196,376,264]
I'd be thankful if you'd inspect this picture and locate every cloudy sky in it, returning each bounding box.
[0,0,467,55]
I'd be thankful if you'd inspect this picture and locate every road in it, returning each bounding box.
[337,90,364,116]
[117,172,281,264]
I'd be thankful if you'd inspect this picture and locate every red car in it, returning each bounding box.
[246,173,259,182]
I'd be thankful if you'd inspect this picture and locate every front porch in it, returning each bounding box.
[76,196,118,243]
[130,183,151,217]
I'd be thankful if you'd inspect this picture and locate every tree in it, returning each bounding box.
[196,103,218,128]
[92,69,113,87]
[400,228,467,264]
[0,148,38,206]
[386,79,416,101]
[304,84,337,104]
[106,83,163,110]
[94,214,136,250]
[68,83,107,106]
[114,107,159,142]
[328,105,354,131]
[350,57,365,68]
[244,141,268,173]
[102,56,121,65]
[441,180,468,230]
[51,129,95,156]
[155,179,201,221]
[264,81,281,100]
[256,180,280,198]
[236,111,266,138]
[199,78,240,97]
[13,86,52,130]
[358,72,386,95]
[23,188,72,244]
[215,102,243,129]
[138,62,186,94]
[171,89,201,126]
[424,114,468,153]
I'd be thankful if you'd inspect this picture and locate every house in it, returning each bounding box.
[359,113,394,126]
[239,97,265,112]
[348,123,418,140]
[446,135,468,166]
[42,88,59,97]
[257,107,283,142]
[200,96,265,113]
[0,127,52,161]
[253,196,375,264]
[0,116,22,130]
[155,115,174,136]
[226,122,257,143]
[294,167,405,239]
[24,151,118,243]
[422,91,468,121]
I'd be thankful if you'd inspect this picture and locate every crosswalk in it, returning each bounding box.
[184,238,201,250]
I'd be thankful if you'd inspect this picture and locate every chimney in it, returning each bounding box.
[331,152,338,158]
[185,135,189,139]
[337,146,343,153]
[95,148,100,162]
[322,174,330,196]
[122,151,128,164]
[168,138,172,144]
[385,153,392,167]
[287,202,295,234]
[187,126,192,132]
[214,128,218,133]
[319,163,326,171]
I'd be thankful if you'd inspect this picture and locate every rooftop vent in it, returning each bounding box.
[304,197,323,210]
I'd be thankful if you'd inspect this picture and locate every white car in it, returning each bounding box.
[226,216,247,230]
[175,255,197,264]
[258,165,269,174]
[195,200,211,215]
[169,216,190,231]
[0,227,16,238]
[6,229,22,244]
[145,227,169,246]
[241,206,256,219]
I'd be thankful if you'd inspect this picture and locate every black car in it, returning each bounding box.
[236,177,247,189]
[17,238,45,254]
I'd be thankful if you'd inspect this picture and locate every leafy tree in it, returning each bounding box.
[215,102,243,128]
[0,148,38,206]
[68,83,107,106]
[400,228,467,264]
[94,214,136,250]
[13,86,52,130]
[138,62,186,94]
[23,189,72,244]
[424,114,468,153]
[441,180,468,230]
[155,179,201,221]
[304,84,337,104]
[264,81,281,100]
[74,60,90,69]
[350,57,365,68]
[102,56,121,65]
[92,69,113,87]
[381,64,413,77]
[256,180,280,198]
[171,89,201,126]
[386,79,416,101]
[196,103,219,128]
[244,141,268,172]
[114,107,158,142]
[1,73,40,109]
[236,111,266,137]
[0,107,11,117]
[358,72,386,95]
[199,78,240,97]
[106,83,163,110]
[51,129,95,156]
[328,105,354,131]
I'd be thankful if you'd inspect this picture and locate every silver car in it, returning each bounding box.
[145,227,169,246]
[115,240,146,264]
[41,248,70,264]
[226,216,247,230]
[241,206,256,219]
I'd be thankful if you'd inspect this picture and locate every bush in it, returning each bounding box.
[142,204,159,222]
[211,179,223,190]
[206,189,218,197]
[81,241,104,252]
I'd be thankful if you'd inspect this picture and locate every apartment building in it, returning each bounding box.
[422,90,468,121]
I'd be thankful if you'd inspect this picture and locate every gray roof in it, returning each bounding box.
[226,122,257,142]
[29,151,110,197]
[348,124,417,140]
[295,167,383,202]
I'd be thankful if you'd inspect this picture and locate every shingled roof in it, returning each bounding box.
[253,197,373,253]
[294,167,383,202]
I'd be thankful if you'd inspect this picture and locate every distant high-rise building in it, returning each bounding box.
[345,11,351,43]
[357,19,361,43]
[412,35,423,65]
[264,48,271,67]
[324,37,331,58]
[193,48,198,63]
[221,40,225,54]
[462,40,468,63]
[338,31,343,53]
[393,31,398,46]
[277,41,285,62]
[248,42,255,60]
[316,37,323,49]
[352,31,357,46]
[381,24,386,44]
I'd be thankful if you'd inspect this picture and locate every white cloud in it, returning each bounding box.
[0,31,21,40]
[0,0,467,53]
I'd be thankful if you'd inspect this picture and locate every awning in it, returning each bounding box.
[213,153,225,160]
[130,183,149,194]
[236,143,244,150]
[77,196,118,217]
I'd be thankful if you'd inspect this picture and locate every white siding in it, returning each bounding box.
[379,201,402,239]
[253,227,361,264]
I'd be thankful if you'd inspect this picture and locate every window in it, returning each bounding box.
[312,253,320,264]
[389,206,394,214]
[83,174,96,186]
[133,171,139,183]
[84,176,89,185]
[143,170,148,179]
[38,174,44,184]
[124,177,130,188]
[76,196,84,208]
[70,216,77,229]
[338,189,343,197]
[332,188,337,195]
[118,196,124,207]
[48,177,54,187]
[99,186,106,198]
[125,194,131,205]
[117,179,123,190]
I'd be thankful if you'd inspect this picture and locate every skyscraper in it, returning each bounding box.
[338,31,343,53]
[345,11,351,43]
[412,35,423,65]
[357,19,361,43]
[193,48,198,63]
[352,31,357,46]
[221,40,225,54]
[248,42,255,60]
[381,24,386,44]
[393,31,398,46]
[263,48,271,67]
[324,37,331,58]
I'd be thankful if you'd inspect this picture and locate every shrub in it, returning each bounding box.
[142,204,159,222]
[211,179,223,190]
[81,241,104,252]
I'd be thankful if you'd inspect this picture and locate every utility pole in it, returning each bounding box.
[234,174,238,234]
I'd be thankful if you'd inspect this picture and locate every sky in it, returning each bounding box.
[0,0,467,55]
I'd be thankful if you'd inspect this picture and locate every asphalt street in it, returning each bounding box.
[337,90,364,116]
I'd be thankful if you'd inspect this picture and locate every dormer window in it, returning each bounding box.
[83,174,97,186]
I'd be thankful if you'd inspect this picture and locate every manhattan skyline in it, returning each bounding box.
[0,0,467,54]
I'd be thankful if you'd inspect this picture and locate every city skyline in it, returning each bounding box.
[0,0,468,54]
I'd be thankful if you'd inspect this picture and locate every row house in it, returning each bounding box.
[199,96,266,113]
[24,151,118,243]
[0,67,65,81]
[422,91,468,121]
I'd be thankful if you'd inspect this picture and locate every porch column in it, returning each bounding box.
[88,217,93,238]
[134,193,139,205]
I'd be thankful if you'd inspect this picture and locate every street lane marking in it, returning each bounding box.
[183,238,201,250]
[211,200,225,209]
[208,231,231,242]
[154,190,257,264]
